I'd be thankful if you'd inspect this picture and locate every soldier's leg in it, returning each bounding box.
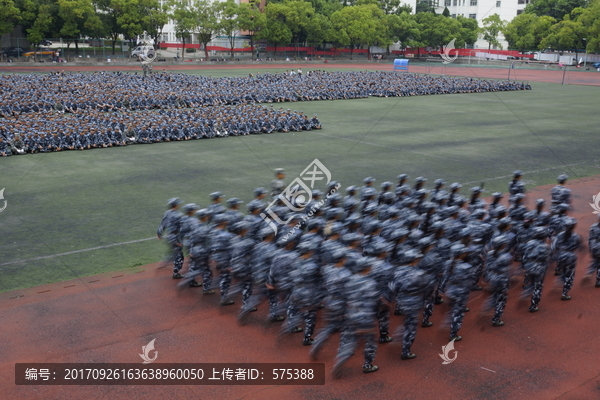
[530,274,544,311]
[172,245,184,274]
[562,262,576,298]
[202,261,214,293]
[241,277,253,308]
[402,312,418,358]
[363,332,378,371]
[303,308,318,345]
[435,275,447,304]
[219,268,233,305]
[471,260,484,290]
[492,283,508,325]
[311,315,341,358]
[377,302,391,342]
[422,289,435,326]
[268,289,282,321]
[450,297,467,339]
[595,259,600,286]
[333,327,357,377]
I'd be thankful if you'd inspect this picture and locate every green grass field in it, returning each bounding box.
[1,68,598,293]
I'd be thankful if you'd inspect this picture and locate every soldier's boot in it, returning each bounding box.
[303,337,314,346]
[363,364,379,373]
[378,333,392,343]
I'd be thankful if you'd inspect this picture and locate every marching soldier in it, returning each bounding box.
[157,197,185,279]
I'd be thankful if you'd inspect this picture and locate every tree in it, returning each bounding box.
[0,0,21,37]
[305,12,334,47]
[57,0,102,54]
[525,0,588,21]
[457,15,479,47]
[330,4,386,59]
[442,6,450,17]
[219,0,239,59]
[482,14,506,49]
[95,0,124,55]
[141,0,168,48]
[503,13,555,50]
[257,18,292,58]
[416,12,465,51]
[195,0,221,59]
[169,0,196,57]
[540,13,586,62]
[384,11,419,54]
[26,3,53,56]
[576,0,600,52]
[269,1,315,48]
[237,2,266,60]
[416,0,435,13]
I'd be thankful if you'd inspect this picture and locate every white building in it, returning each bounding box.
[436,0,526,49]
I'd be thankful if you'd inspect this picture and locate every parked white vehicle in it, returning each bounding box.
[131,46,155,60]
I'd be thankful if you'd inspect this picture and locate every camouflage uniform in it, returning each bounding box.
[522,228,550,312]
[209,215,235,305]
[550,175,571,212]
[587,220,600,287]
[157,198,185,277]
[333,259,380,375]
[483,236,513,326]
[552,219,581,299]
[187,210,212,290]
[445,245,476,341]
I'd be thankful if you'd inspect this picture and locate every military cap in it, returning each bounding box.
[451,243,468,256]
[195,208,210,219]
[564,217,577,228]
[167,197,183,207]
[330,222,345,235]
[471,186,482,194]
[524,210,537,221]
[326,181,339,191]
[246,200,263,212]
[381,181,393,190]
[231,220,250,233]
[403,250,424,263]
[449,183,462,190]
[381,192,395,202]
[312,189,323,197]
[390,228,409,241]
[275,168,285,174]
[307,219,324,231]
[434,179,445,187]
[296,241,317,255]
[513,170,523,177]
[342,233,362,245]
[499,217,512,226]
[415,177,427,184]
[212,214,229,225]
[556,203,569,212]
[331,249,347,263]
[364,203,378,214]
[345,185,358,195]
[210,191,224,200]
[513,193,525,202]
[371,241,390,255]
[432,221,445,231]
[397,174,408,181]
[492,235,510,247]
[416,188,430,197]
[363,177,375,184]
[557,174,568,183]
[226,197,243,206]
[446,205,459,215]
[459,227,472,238]
[387,206,399,217]
[364,187,377,197]
[253,187,267,196]
[259,227,276,239]
[492,192,503,199]
[418,236,434,249]
[182,203,199,213]
[472,209,486,219]
[353,257,372,273]
[363,220,381,234]
[532,226,547,239]
[536,199,545,206]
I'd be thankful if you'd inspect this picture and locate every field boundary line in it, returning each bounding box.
[0,237,155,267]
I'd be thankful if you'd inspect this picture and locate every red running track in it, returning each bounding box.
[1,176,600,399]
